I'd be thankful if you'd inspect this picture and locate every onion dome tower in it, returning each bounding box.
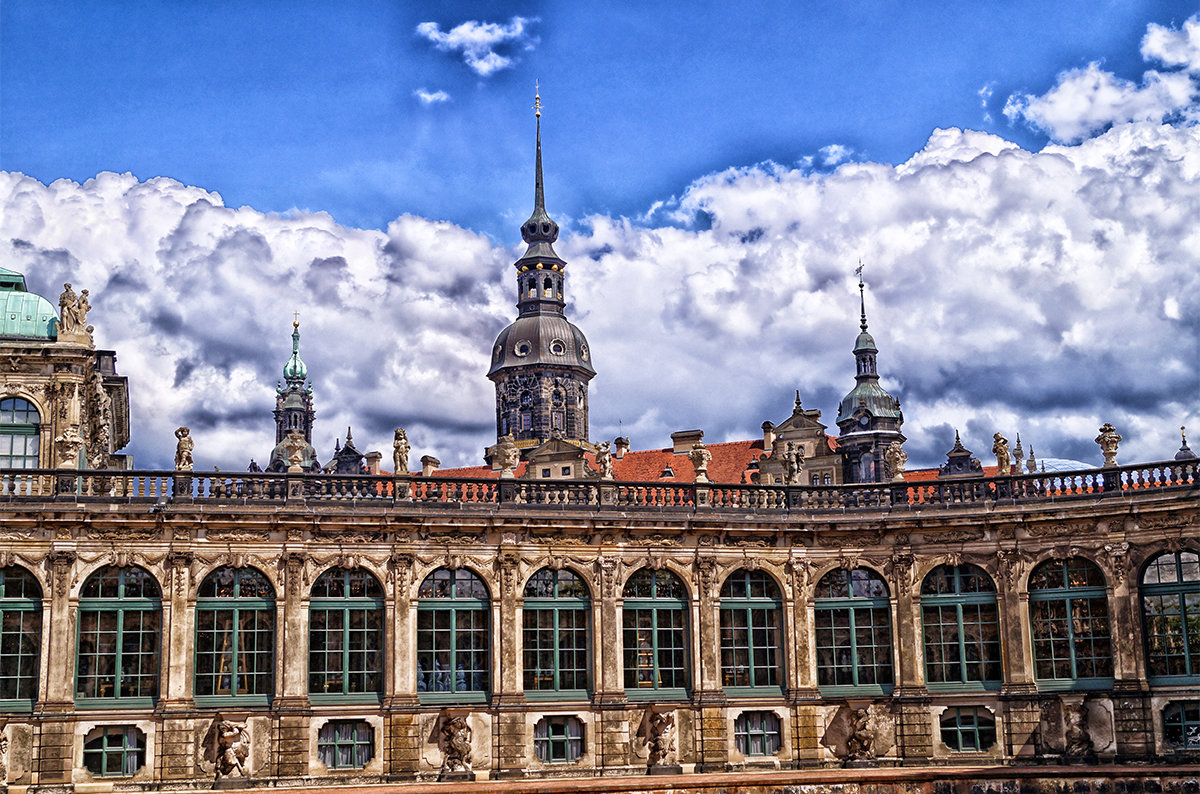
[487,88,595,456]
[836,271,904,483]
[267,319,320,471]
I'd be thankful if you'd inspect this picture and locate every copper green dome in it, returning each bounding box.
[282,321,307,382]
[0,268,58,340]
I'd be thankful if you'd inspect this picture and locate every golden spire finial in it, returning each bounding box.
[534,80,542,118]
[293,310,300,329]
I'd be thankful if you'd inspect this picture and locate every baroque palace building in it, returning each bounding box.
[0,108,1197,793]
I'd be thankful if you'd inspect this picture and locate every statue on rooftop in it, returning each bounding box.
[992,433,1012,475]
[283,430,307,472]
[783,441,806,485]
[689,441,712,483]
[493,434,520,478]
[174,426,194,471]
[393,427,411,475]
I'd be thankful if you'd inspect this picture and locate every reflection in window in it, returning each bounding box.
[523,568,590,695]
[83,726,145,777]
[0,566,41,705]
[0,397,40,468]
[719,570,782,690]
[814,568,893,692]
[622,569,688,694]
[417,568,489,696]
[308,568,384,697]
[196,567,275,701]
[1141,552,1200,682]
[77,567,161,703]
[734,711,781,756]
[533,715,584,762]
[940,707,996,751]
[1028,558,1113,686]
[318,720,373,769]
[921,564,1002,688]
[1163,701,1200,749]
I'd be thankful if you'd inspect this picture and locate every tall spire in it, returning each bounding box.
[534,82,545,216]
[521,82,559,246]
[857,260,868,332]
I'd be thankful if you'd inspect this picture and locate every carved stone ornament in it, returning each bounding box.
[53,425,84,468]
[1026,521,1088,538]
[884,440,907,482]
[438,714,473,773]
[1095,423,1122,468]
[392,427,411,475]
[283,430,306,472]
[645,709,676,768]
[1103,542,1132,586]
[214,720,250,780]
[594,440,614,480]
[596,556,623,598]
[492,435,520,479]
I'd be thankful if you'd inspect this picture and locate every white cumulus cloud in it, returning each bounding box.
[414,88,451,105]
[1005,14,1200,142]
[415,17,537,77]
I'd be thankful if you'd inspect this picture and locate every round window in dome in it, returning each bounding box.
[580,344,589,362]
[549,339,566,356]
[514,341,532,357]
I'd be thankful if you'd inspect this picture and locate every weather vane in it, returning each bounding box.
[293,310,300,327]
[534,80,542,118]
[855,258,864,283]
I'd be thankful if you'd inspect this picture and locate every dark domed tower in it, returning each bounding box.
[836,274,904,483]
[487,91,595,455]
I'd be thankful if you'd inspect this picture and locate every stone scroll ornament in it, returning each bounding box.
[689,442,712,483]
[439,715,473,773]
[392,428,410,475]
[174,427,194,471]
[214,720,250,780]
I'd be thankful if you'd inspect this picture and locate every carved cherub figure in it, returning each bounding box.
[214,720,250,779]
[393,427,410,475]
[594,440,614,479]
[992,433,1012,475]
[174,426,194,471]
[884,440,908,481]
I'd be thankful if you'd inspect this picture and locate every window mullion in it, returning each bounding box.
[1065,596,1079,680]
[114,608,125,696]
[956,602,968,683]
[848,607,859,687]
[230,607,240,693]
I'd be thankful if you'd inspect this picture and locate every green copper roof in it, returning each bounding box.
[283,322,307,382]
[0,269,58,339]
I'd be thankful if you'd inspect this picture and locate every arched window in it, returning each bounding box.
[77,566,161,705]
[83,726,146,777]
[417,568,489,700]
[1028,557,1113,688]
[196,567,275,703]
[719,569,783,692]
[533,715,584,763]
[0,566,41,707]
[814,568,893,694]
[0,397,40,468]
[921,564,1002,689]
[309,568,384,700]
[622,568,688,697]
[1142,551,1200,683]
[523,568,589,697]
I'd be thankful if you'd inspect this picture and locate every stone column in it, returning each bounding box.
[384,552,418,779]
[593,554,630,771]
[996,549,1039,759]
[158,552,196,781]
[273,550,311,780]
[786,557,821,764]
[33,549,77,784]
[1103,540,1151,759]
[494,551,526,777]
[889,553,931,763]
[692,556,726,772]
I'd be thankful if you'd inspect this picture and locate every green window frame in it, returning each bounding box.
[0,397,40,468]
[83,726,146,777]
[1029,557,1113,690]
[622,568,689,699]
[1163,701,1200,749]
[308,568,384,703]
[195,566,276,705]
[719,569,783,694]
[1141,551,1200,684]
[734,710,782,756]
[0,565,41,709]
[76,566,161,707]
[921,564,1002,690]
[814,567,894,696]
[523,568,590,699]
[939,707,997,751]
[417,568,489,703]
[533,715,584,763]
[317,719,374,769]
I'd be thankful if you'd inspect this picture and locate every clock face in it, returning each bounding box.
[858,415,870,427]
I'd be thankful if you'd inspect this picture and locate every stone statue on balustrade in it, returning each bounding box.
[689,442,712,483]
[783,442,805,485]
[594,440,614,480]
[492,435,520,479]
[992,433,1011,475]
[393,427,410,475]
[885,440,907,481]
[174,427,194,471]
[283,431,307,473]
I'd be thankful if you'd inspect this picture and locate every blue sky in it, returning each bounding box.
[4,1,1195,235]
[0,2,1197,471]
